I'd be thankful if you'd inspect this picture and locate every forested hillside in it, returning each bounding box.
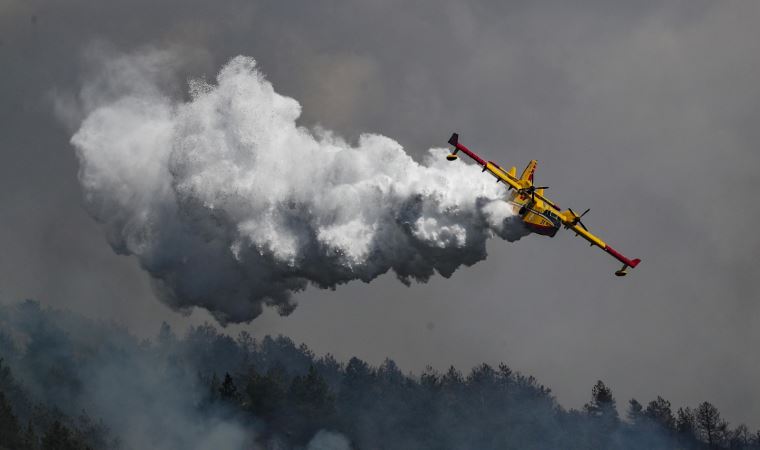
[0,300,757,449]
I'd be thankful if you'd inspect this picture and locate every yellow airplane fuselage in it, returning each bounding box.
[482,161,562,237]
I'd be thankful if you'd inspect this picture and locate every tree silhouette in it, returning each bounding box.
[219,373,240,404]
[244,366,286,418]
[583,380,618,449]
[286,365,335,442]
[40,420,84,450]
[0,390,22,449]
[728,424,752,449]
[696,402,727,448]
[5,300,760,450]
[585,380,618,421]
[645,396,675,430]
[288,366,333,413]
[676,406,695,434]
[627,398,644,424]
[22,421,37,450]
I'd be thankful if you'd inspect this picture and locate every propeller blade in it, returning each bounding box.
[566,207,590,230]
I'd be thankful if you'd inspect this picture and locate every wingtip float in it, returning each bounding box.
[447,133,641,277]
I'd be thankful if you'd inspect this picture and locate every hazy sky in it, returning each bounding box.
[1,0,759,427]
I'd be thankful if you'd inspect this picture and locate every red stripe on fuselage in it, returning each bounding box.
[453,142,488,167]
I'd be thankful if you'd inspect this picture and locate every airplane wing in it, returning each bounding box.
[561,215,641,276]
[448,133,561,209]
[447,133,523,191]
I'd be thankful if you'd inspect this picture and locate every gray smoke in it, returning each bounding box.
[0,300,356,450]
[306,431,352,450]
[69,50,528,324]
[0,300,250,450]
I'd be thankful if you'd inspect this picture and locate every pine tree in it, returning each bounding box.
[645,396,675,430]
[675,406,699,448]
[0,390,22,449]
[728,424,751,449]
[40,421,80,450]
[441,366,464,390]
[695,402,727,448]
[583,380,618,449]
[627,398,644,424]
[289,366,333,415]
[584,380,618,422]
[244,366,286,418]
[157,322,175,347]
[676,407,695,434]
[22,421,37,450]
[284,366,335,443]
[219,373,240,403]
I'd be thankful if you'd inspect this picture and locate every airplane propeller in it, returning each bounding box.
[518,185,550,203]
[567,208,590,230]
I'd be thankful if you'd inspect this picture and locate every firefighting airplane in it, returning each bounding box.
[446,133,641,276]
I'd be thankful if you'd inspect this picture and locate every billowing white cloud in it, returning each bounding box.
[71,53,527,323]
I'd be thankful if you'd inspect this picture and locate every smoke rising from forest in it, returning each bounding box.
[69,50,528,323]
[3,300,756,450]
[0,300,356,449]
